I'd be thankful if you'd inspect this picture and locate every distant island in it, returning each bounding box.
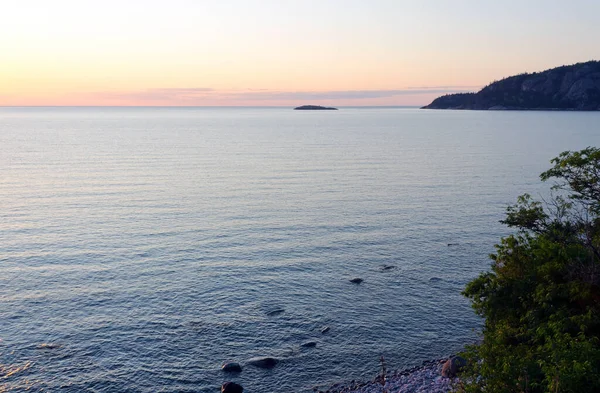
[294,105,338,110]
[422,60,600,110]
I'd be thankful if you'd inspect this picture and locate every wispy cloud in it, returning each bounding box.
[92,88,215,101]
[404,85,481,90]
[222,87,475,101]
[81,86,477,105]
[70,86,478,106]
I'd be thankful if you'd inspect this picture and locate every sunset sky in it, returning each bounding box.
[2,0,599,106]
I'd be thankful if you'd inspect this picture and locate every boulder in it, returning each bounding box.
[37,343,61,349]
[441,356,467,378]
[266,308,285,316]
[247,356,279,369]
[221,382,243,393]
[221,362,242,373]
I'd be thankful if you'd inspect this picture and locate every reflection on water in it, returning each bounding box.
[1,107,600,392]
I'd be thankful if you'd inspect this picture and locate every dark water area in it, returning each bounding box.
[1,107,600,392]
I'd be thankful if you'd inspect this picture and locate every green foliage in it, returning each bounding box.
[459,147,600,393]
[541,147,600,209]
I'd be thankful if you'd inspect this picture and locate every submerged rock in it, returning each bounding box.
[441,356,467,378]
[265,308,285,316]
[349,278,363,284]
[221,381,244,393]
[247,356,279,369]
[221,362,242,373]
[37,343,61,350]
[379,265,396,271]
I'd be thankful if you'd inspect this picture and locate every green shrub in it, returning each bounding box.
[460,147,600,393]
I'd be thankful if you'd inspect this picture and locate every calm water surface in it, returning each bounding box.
[1,107,599,392]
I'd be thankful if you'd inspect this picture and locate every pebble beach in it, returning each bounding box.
[319,359,460,393]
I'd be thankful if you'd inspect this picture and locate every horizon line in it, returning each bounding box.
[0,105,423,108]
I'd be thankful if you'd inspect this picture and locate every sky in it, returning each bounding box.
[1,0,599,106]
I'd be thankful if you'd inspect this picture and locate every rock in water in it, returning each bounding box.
[379,265,396,271]
[301,341,317,348]
[441,356,467,378]
[294,105,338,110]
[349,278,363,284]
[247,356,279,369]
[37,343,61,349]
[265,308,285,316]
[221,382,244,393]
[221,362,242,372]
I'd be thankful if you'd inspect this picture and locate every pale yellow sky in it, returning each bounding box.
[1,0,599,106]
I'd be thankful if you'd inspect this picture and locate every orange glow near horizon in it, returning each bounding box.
[2,1,598,106]
[0,86,478,107]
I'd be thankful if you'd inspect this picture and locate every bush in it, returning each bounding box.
[460,147,600,393]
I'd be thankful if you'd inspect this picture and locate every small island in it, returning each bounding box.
[422,60,600,111]
[294,105,338,110]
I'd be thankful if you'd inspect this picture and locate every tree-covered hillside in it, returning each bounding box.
[423,61,600,110]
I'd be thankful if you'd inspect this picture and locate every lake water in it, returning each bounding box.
[1,107,600,392]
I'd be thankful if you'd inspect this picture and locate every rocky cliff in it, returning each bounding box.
[422,61,600,110]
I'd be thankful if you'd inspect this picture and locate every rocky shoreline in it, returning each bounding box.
[221,356,464,393]
[314,358,462,393]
